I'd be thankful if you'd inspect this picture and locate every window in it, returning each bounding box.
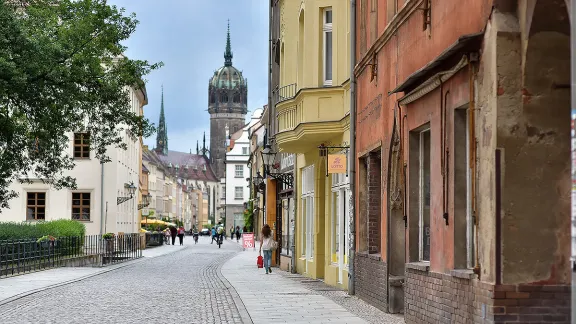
[234,186,243,200]
[235,165,243,178]
[331,172,350,277]
[301,165,315,264]
[322,8,333,86]
[72,192,91,221]
[73,133,90,159]
[222,187,226,198]
[454,109,475,269]
[242,147,248,155]
[221,93,228,103]
[233,92,241,103]
[419,129,431,261]
[27,192,46,220]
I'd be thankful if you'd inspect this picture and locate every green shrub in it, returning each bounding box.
[0,220,86,241]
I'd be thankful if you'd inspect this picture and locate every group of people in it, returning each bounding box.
[164,226,186,246]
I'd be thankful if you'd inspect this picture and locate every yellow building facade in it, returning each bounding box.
[275,0,350,289]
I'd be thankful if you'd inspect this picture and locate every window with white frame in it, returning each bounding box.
[322,8,333,86]
[301,165,315,260]
[331,171,350,271]
[454,108,476,269]
[419,128,431,262]
[234,186,243,200]
[235,164,243,178]
[242,147,248,155]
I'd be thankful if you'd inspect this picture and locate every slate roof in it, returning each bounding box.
[142,149,218,182]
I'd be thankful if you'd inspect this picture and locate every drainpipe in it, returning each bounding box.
[348,0,357,296]
[570,1,575,322]
[100,163,105,235]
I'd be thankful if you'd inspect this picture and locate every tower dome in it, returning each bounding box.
[207,21,248,180]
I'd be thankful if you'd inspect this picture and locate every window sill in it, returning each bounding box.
[406,262,430,272]
[357,251,382,261]
[450,269,476,280]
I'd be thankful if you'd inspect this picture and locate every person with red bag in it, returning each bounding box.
[259,224,277,274]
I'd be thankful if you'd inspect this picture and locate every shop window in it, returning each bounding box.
[301,165,315,260]
[331,170,350,278]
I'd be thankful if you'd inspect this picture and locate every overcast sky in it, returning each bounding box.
[108,0,269,153]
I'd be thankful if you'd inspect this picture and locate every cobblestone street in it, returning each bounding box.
[0,236,245,324]
[0,237,404,324]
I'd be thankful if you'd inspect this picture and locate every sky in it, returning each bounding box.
[108,0,269,153]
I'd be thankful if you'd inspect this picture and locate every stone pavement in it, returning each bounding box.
[222,241,405,324]
[0,240,186,305]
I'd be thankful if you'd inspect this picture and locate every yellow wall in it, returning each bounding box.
[279,0,351,290]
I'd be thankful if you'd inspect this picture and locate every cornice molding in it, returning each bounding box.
[354,0,424,77]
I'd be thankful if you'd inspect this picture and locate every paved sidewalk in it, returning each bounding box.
[222,245,404,324]
[0,242,185,304]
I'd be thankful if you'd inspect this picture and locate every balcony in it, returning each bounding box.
[275,86,350,153]
[273,83,297,104]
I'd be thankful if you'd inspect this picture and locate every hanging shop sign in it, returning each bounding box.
[328,154,347,174]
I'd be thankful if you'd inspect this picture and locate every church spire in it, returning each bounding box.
[224,20,233,67]
[202,132,207,156]
[155,85,168,155]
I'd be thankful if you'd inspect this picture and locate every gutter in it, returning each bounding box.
[348,0,357,296]
[100,163,105,235]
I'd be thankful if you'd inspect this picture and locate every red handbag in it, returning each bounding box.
[257,255,264,268]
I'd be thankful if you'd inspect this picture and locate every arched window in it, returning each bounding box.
[210,93,216,104]
[233,92,241,103]
[220,93,228,103]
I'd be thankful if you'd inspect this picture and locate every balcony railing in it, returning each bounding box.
[274,83,297,104]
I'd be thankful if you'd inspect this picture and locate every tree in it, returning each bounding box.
[0,0,162,209]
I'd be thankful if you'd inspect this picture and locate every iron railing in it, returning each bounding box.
[0,233,142,278]
[274,83,298,104]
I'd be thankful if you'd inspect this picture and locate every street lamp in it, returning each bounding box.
[260,144,276,175]
[117,181,137,205]
[138,193,152,210]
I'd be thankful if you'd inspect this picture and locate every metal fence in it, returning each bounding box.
[0,233,142,278]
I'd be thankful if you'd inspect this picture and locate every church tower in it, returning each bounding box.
[208,22,248,179]
[155,86,168,155]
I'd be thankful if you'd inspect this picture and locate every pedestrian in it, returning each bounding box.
[259,224,275,274]
[235,226,241,242]
[164,228,171,245]
[230,227,234,240]
[169,226,177,245]
[177,226,185,245]
[211,227,217,244]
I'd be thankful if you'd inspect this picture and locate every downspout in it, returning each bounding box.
[100,163,105,235]
[348,0,357,296]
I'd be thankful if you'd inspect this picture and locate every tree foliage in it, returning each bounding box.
[0,0,162,209]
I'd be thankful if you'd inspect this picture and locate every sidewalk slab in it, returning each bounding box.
[222,247,368,324]
[0,243,185,304]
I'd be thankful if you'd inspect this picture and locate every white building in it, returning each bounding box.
[224,109,263,229]
[2,86,148,236]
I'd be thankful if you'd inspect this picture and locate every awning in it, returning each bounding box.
[389,32,483,95]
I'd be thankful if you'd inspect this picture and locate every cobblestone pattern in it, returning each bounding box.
[0,240,246,324]
[277,271,404,324]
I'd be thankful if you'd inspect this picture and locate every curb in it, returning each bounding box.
[217,247,254,324]
[0,245,188,307]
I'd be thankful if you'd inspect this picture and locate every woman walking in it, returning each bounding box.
[235,226,241,242]
[169,226,177,245]
[259,224,274,274]
[177,226,185,246]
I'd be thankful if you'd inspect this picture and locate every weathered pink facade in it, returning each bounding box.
[353,0,571,322]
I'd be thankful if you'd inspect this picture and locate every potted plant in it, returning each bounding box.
[37,235,57,248]
[102,233,115,253]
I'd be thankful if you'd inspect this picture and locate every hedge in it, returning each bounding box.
[0,220,86,241]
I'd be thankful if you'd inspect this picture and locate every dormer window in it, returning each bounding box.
[202,165,207,172]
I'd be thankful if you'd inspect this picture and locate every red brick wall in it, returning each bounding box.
[355,253,388,312]
[405,267,571,324]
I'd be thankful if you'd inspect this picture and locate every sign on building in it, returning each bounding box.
[328,154,347,174]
